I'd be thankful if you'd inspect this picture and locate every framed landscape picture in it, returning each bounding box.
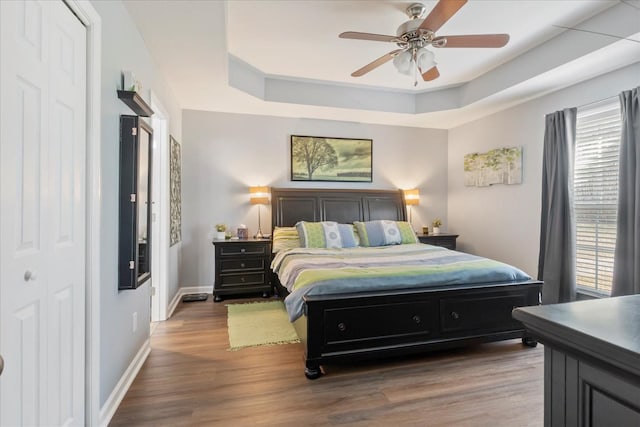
[291,135,372,182]
[464,146,522,187]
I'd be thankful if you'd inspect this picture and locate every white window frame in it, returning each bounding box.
[574,98,621,296]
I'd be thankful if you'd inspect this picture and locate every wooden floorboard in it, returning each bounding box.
[109,296,543,426]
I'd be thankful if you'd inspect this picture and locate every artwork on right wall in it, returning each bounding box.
[464,146,523,187]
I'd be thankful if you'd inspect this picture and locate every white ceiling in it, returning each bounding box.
[125,0,640,129]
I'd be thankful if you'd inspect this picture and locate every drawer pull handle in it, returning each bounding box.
[337,322,346,332]
[240,248,246,253]
[240,277,245,283]
[240,263,245,268]
[412,315,421,324]
[451,311,460,320]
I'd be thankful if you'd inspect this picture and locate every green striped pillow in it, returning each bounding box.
[353,220,418,246]
[397,221,419,244]
[272,226,301,253]
[295,221,358,248]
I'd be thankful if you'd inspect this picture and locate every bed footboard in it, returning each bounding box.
[300,280,542,379]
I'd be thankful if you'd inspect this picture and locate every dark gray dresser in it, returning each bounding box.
[513,295,640,426]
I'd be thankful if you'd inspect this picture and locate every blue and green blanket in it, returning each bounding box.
[271,244,531,321]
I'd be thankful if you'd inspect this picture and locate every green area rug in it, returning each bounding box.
[226,301,300,350]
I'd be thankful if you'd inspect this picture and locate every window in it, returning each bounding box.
[574,99,621,295]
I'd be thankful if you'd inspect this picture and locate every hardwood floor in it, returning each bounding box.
[110,296,544,426]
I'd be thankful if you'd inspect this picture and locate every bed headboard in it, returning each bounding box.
[271,188,407,228]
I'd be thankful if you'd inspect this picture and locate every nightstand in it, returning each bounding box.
[418,233,459,250]
[212,238,272,302]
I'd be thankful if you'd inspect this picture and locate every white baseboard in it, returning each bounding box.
[167,285,214,318]
[99,339,151,427]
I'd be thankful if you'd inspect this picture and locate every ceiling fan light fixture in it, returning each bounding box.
[392,50,413,74]
[393,47,436,80]
[416,48,436,71]
[339,0,509,84]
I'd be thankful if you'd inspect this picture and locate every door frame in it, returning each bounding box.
[63,1,101,425]
[150,92,170,322]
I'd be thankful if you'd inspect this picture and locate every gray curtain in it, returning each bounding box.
[612,87,640,296]
[538,108,577,304]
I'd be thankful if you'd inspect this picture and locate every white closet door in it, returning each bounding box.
[0,0,87,425]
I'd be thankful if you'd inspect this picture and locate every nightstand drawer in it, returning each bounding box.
[219,244,267,257]
[220,258,265,272]
[219,272,266,287]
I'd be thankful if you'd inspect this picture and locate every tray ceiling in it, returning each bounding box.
[125,0,640,129]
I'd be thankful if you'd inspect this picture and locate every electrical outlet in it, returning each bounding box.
[132,312,138,333]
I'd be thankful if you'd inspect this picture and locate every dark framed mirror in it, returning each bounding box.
[119,115,152,289]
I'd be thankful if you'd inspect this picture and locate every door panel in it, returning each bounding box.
[15,303,41,426]
[51,287,75,423]
[20,0,44,60]
[47,1,87,424]
[1,1,87,425]
[16,78,44,253]
[51,101,76,245]
[1,1,49,424]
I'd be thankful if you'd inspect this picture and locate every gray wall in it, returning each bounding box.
[91,0,182,407]
[181,110,448,287]
[448,63,640,276]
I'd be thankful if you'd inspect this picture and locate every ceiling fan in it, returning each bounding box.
[339,0,510,85]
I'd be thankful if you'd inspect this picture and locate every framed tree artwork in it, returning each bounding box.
[464,146,523,187]
[290,135,372,182]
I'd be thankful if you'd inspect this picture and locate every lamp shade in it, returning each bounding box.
[249,186,270,204]
[403,188,419,205]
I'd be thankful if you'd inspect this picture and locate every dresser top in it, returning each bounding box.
[513,295,640,376]
[212,238,271,244]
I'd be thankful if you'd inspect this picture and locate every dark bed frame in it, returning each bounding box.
[271,188,542,379]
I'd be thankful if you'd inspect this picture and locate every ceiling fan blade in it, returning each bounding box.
[433,34,510,48]
[421,66,440,81]
[419,0,467,32]
[339,31,398,43]
[351,49,403,77]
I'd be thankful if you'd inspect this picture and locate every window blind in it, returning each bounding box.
[574,99,621,295]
